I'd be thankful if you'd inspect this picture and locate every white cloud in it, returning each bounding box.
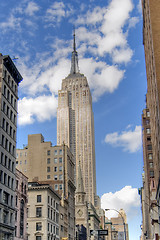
[25,2,40,16]
[128,16,139,28]
[101,186,140,220]
[45,2,65,23]
[105,125,142,153]
[0,14,21,30]
[112,47,133,64]
[137,0,142,13]
[18,95,58,125]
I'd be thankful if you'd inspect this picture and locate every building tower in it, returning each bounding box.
[0,54,22,239]
[57,32,97,206]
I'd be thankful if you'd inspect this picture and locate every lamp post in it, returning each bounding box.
[105,209,126,240]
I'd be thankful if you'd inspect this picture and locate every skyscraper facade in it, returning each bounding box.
[57,33,97,206]
[0,54,22,239]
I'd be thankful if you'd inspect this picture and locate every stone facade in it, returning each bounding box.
[0,53,22,239]
[14,169,28,240]
[16,134,76,240]
[27,183,61,240]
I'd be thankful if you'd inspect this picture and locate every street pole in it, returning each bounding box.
[105,209,126,240]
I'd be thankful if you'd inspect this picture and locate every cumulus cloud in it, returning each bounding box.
[45,2,65,23]
[0,14,21,30]
[104,125,142,153]
[18,95,58,125]
[101,186,140,220]
[25,2,40,16]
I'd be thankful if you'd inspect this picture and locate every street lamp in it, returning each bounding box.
[105,209,126,240]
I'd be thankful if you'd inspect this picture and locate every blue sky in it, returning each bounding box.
[0,0,146,239]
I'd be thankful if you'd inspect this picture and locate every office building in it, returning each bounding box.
[0,54,22,239]
[16,134,76,240]
[57,32,97,206]
[27,182,61,240]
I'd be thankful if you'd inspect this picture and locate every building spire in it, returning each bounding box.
[70,28,79,74]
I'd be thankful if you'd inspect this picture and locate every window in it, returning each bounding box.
[147,145,152,150]
[36,207,42,217]
[149,154,153,159]
[36,222,42,231]
[20,199,24,236]
[54,150,57,155]
[59,166,62,171]
[56,203,59,210]
[147,111,150,117]
[59,184,63,190]
[47,158,50,164]
[47,150,50,156]
[3,210,8,224]
[54,175,58,180]
[37,195,41,203]
[59,149,62,155]
[54,167,57,172]
[59,174,62,180]
[149,162,154,168]
[36,237,41,240]
[47,167,50,172]
[59,157,62,163]
[54,184,58,190]
[47,175,50,179]
[48,223,49,231]
[54,158,57,164]
[146,128,151,134]
[150,171,154,177]
[48,196,50,204]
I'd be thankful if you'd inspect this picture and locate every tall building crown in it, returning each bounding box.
[70,29,79,74]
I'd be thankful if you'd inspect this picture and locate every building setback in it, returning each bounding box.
[0,54,22,239]
[57,32,97,207]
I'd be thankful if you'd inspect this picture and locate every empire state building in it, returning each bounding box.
[57,33,97,206]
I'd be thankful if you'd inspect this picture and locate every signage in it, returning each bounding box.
[90,230,98,236]
[98,230,108,236]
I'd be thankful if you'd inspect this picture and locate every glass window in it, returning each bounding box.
[59,157,62,163]
[54,175,58,180]
[47,175,50,179]
[36,237,41,240]
[149,162,154,168]
[54,184,58,190]
[47,167,50,172]
[54,158,57,164]
[36,222,42,231]
[147,145,152,150]
[54,167,57,172]
[148,154,152,159]
[47,158,50,164]
[150,171,154,177]
[59,174,62,180]
[36,207,42,217]
[54,150,57,155]
[37,195,41,203]
[59,184,63,190]
[47,150,50,156]
[59,149,62,155]
[59,166,62,171]
[146,128,151,134]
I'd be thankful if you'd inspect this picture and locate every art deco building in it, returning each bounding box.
[16,134,76,240]
[57,33,97,206]
[0,54,22,239]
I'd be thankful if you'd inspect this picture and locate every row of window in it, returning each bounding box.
[3,84,17,110]
[48,207,59,223]
[16,160,27,165]
[17,151,27,158]
[47,166,63,173]
[0,170,14,190]
[47,157,62,164]
[1,134,15,156]
[47,149,63,156]
[2,117,16,140]
[2,101,16,124]
[0,190,14,207]
[1,152,15,172]
[3,69,17,94]
[15,180,27,195]
[48,196,59,210]
[0,207,13,225]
